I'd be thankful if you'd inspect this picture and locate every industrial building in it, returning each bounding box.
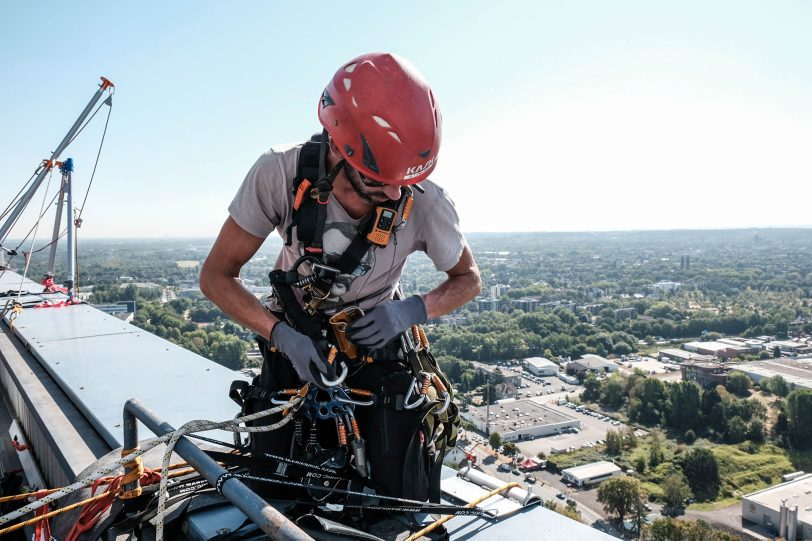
[683,341,748,359]
[742,473,812,540]
[461,399,580,442]
[659,348,716,363]
[680,360,731,387]
[524,357,560,377]
[565,354,619,377]
[735,359,812,392]
[561,461,623,487]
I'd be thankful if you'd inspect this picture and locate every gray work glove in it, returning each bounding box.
[270,322,333,383]
[346,296,428,350]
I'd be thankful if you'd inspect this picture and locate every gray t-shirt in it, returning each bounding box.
[229,142,465,312]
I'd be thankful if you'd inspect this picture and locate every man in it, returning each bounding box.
[200,52,480,500]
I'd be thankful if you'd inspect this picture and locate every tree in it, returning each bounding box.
[582,372,600,401]
[488,431,503,450]
[649,432,665,468]
[661,472,692,510]
[502,441,519,457]
[680,448,720,501]
[773,346,782,358]
[597,477,647,525]
[635,455,647,474]
[786,390,812,450]
[683,429,696,444]
[725,372,752,397]
[600,376,625,409]
[605,429,623,456]
[665,381,703,431]
[767,375,789,397]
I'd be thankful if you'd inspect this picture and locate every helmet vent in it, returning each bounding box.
[428,89,435,108]
[343,78,352,91]
[352,96,358,108]
[360,134,380,174]
[344,63,357,73]
[419,148,431,158]
[321,90,335,108]
[372,115,392,128]
[389,131,402,143]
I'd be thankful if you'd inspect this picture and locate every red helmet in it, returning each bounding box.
[318,53,442,186]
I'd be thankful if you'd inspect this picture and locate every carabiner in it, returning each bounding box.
[320,361,348,387]
[434,391,452,415]
[403,377,427,410]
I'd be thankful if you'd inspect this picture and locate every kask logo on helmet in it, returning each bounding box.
[403,156,437,181]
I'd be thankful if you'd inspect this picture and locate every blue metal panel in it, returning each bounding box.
[3,271,248,449]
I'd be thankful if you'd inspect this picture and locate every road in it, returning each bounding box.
[461,434,617,535]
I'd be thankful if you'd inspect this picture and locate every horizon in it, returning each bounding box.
[2,2,812,240]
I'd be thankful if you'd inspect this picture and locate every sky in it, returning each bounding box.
[1,1,811,240]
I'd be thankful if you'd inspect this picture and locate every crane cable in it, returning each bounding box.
[15,168,54,304]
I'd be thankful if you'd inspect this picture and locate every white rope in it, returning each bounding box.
[16,168,54,302]
[154,398,300,541]
[0,398,301,527]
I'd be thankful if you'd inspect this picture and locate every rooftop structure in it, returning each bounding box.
[562,461,623,487]
[461,400,580,442]
[683,341,748,359]
[566,354,618,377]
[742,473,812,539]
[768,340,812,356]
[659,348,717,363]
[523,357,559,376]
[736,359,812,392]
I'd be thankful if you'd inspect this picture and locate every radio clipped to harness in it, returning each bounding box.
[366,206,397,247]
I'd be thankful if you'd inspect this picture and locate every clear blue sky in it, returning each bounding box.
[2,1,811,239]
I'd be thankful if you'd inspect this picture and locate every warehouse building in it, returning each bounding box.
[566,355,618,377]
[524,357,560,377]
[461,399,580,442]
[735,359,812,392]
[561,461,623,487]
[742,473,812,540]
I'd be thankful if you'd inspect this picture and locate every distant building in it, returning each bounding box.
[513,298,540,312]
[768,340,812,357]
[490,284,510,298]
[683,341,748,359]
[461,400,580,442]
[566,355,618,377]
[524,357,559,377]
[680,360,730,387]
[612,307,636,319]
[561,461,623,487]
[478,298,501,312]
[582,304,604,315]
[659,348,716,363]
[742,473,812,539]
[93,300,136,316]
[735,359,812,392]
[649,281,681,293]
[538,300,576,313]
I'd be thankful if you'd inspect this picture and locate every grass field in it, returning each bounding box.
[546,434,803,510]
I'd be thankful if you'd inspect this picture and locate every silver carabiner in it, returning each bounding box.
[403,377,427,410]
[320,361,348,387]
[434,391,452,415]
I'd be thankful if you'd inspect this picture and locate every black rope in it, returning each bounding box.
[65,99,107,148]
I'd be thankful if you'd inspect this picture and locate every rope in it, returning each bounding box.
[154,398,299,541]
[16,168,55,304]
[76,100,112,221]
[0,491,110,537]
[0,397,301,530]
[404,482,521,541]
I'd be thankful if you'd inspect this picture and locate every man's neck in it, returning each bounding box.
[326,154,375,220]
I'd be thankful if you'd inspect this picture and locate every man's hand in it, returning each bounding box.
[270,323,333,382]
[346,296,427,349]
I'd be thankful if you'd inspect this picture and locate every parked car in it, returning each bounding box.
[497,463,510,472]
[556,492,566,500]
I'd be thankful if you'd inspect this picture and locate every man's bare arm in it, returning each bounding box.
[421,244,481,320]
[200,217,279,339]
